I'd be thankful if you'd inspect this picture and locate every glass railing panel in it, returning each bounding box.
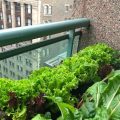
[72,35,79,54]
[0,36,68,80]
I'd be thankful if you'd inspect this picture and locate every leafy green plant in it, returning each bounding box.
[31,96,76,120]
[46,96,76,120]
[75,70,120,120]
[111,50,120,70]
[29,65,78,104]
[63,55,99,82]
[12,106,27,120]
[31,69,120,120]
[32,114,51,120]
[0,78,39,110]
[78,43,114,65]
[63,43,116,83]
[0,43,119,120]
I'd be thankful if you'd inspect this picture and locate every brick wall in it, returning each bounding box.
[74,0,120,49]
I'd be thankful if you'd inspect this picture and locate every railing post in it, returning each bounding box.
[67,30,75,57]
[77,31,82,52]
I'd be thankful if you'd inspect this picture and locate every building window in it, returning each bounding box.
[26,59,32,67]
[47,49,50,56]
[3,59,7,64]
[25,4,32,14]
[48,6,52,15]
[10,71,15,77]
[17,65,23,72]
[15,2,21,11]
[42,50,46,57]
[9,61,14,68]
[16,43,22,47]
[26,70,31,76]
[1,47,5,51]
[26,18,32,26]
[16,16,21,26]
[3,66,8,73]
[28,4,32,14]
[6,1,11,10]
[44,5,48,15]
[16,56,22,62]
[8,15,12,23]
[0,24,4,29]
[0,12,3,20]
[43,5,52,15]
[65,4,70,12]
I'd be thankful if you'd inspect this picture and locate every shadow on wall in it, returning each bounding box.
[73,0,120,49]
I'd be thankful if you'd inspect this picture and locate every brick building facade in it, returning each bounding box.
[73,0,120,49]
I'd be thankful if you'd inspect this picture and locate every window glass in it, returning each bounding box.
[28,4,32,14]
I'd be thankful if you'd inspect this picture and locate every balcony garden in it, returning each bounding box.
[0,43,120,120]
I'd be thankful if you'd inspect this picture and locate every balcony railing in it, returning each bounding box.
[0,18,90,60]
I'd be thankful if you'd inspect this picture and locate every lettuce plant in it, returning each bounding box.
[78,43,114,65]
[0,43,119,120]
[63,55,99,82]
[29,65,78,104]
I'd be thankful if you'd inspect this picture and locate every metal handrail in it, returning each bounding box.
[0,18,90,60]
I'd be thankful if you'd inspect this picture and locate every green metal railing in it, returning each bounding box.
[0,18,90,60]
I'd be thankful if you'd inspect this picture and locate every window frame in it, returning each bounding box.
[43,4,52,16]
